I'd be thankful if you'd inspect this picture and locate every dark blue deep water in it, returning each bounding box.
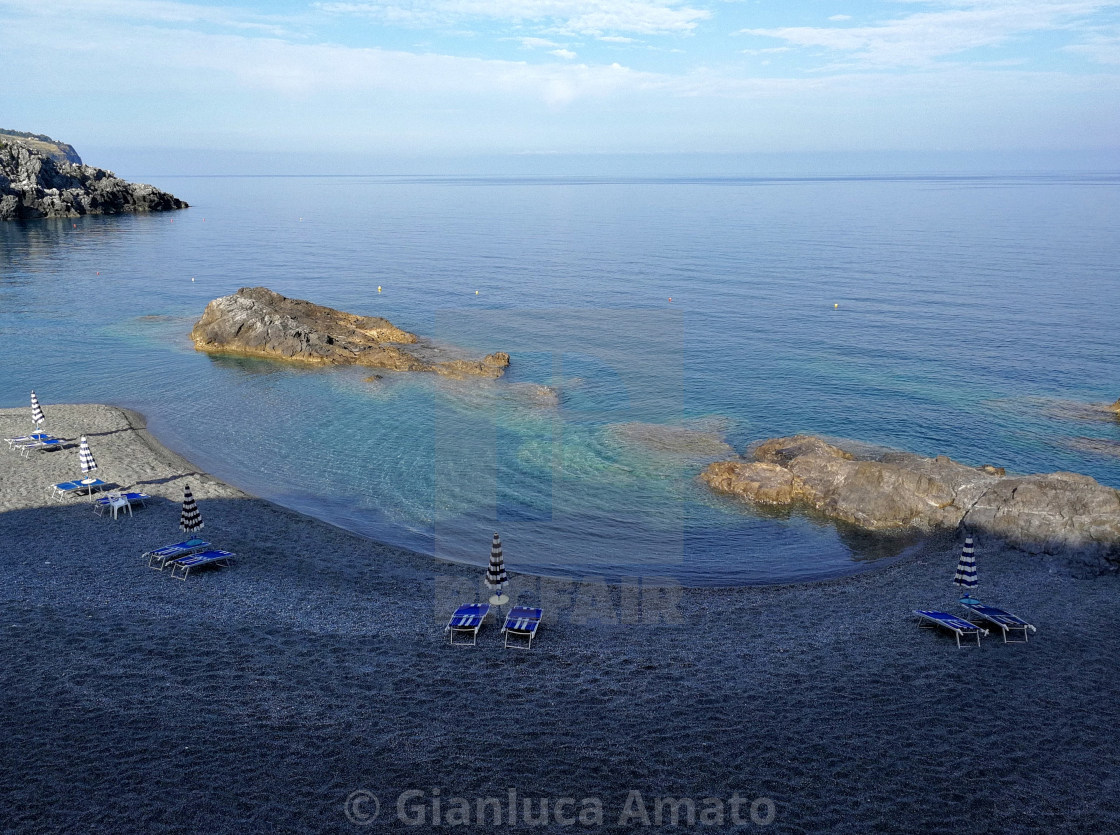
[2,173,1118,583]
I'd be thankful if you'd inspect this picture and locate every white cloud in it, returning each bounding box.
[315,1,710,36]
[519,36,562,48]
[828,14,852,21]
[0,0,297,36]
[551,48,579,58]
[739,1,1120,68]
[1065,29,1120,63]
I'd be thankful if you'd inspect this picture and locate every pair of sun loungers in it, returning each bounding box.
[914,600,1037,647]
[144,538,235,580]
[5,432,50,449]
[6,433,64,455]
[446,603,544,649]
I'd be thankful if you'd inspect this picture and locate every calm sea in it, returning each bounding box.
[2,173,1118,584]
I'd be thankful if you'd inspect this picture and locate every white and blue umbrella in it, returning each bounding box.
[30,390,45,431]
[486,532,509,606]
[954,536,978,598]
[78,435,98,475]
[77,435,99,498]
[179,484,203,533]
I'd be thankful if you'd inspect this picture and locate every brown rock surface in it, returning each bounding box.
[191,287,509,378]
[702,434,1120,559]
[701,460,810,505]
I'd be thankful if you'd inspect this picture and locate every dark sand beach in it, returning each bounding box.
[1,404,1118,833]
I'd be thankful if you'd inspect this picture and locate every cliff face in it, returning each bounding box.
[702,434,1120,561]
[191,287,510,379]
[0,137,187,220]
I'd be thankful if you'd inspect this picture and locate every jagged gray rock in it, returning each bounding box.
[192,287,510,379]
[0,137,187,220]
[702,434,1120,560]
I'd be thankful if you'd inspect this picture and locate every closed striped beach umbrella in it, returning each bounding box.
[30,390,45,428]
[486,532,509,605]
[180,484,203,533]
[954,537,978,594]
[78,436,98,475]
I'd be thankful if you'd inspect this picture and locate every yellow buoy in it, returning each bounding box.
[377,286,382,293]
[834,303,839,309]
[475,290,479,295]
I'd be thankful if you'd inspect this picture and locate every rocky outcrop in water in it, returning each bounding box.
[1110,398,1120,415]
[191,287,510,378]
[0,135,187,220]
[702,434,1120,559]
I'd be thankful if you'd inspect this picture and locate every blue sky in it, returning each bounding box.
[2,0,1119,166]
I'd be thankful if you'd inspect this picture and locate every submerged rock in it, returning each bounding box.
[607,422,735,458]
[0,134,187,220]
[702,434,1120,559]
[191,287,509,378]
[507,383,561,407]
[1063,437,1120,459]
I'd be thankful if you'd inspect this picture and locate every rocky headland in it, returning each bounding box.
[0,131,187,220]
[191,287,510,379]
[0,129,82,164]
[702,434,1120,560]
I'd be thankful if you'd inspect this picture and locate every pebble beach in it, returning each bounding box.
[1,404,1118,833]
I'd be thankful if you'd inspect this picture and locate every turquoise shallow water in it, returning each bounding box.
[2,173,1119,584]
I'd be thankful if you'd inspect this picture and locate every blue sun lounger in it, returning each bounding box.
[914,610,989,648]
[145,538,211,569]
[169,550,234,580]
[48,479,106,501]
[445,603,490,645]
[959,599,1037,643]
[502,606,543,650]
